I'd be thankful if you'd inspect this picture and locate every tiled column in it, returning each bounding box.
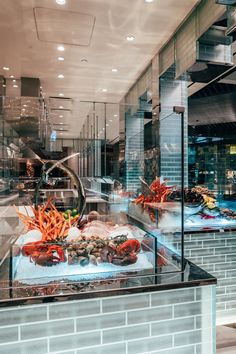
[183,231,236,325]
[0,285,215,354]
[159,65,188,186]
[125,110,144,191]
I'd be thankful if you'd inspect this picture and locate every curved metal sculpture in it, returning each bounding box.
[34,158,86,223]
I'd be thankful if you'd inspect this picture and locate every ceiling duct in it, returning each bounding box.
[188,26,233,83]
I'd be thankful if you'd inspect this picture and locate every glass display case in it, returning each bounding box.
[0,105,186,298]
[187,118,236,231]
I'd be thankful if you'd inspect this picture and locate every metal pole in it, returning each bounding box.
[93,102,96,177]
[173,106,185,273]
[87,115,89,176]
[104,103,107,176]
[181,110,185,273]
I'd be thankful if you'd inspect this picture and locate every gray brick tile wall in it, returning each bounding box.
[0,286,214,353]
[181,231,236,324]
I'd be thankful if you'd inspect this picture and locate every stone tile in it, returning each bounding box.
[152,317,194,336]
[174,329,202,346]
[103,323,149,344]
[0,306,47,326]
[0,339,47,354]
[150,345,195,354]
[0,326,18,344]
[174,302,202,318]
[49,299,100,320]
[128,305,172,325]
[76,312,125,332]
[76,343,126,354]
[127,334,172,354]
[49,331,100,352]
[151,288,195,307]
[102,294,149,313]
[21,318,74,340]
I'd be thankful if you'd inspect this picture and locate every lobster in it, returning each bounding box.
[100,239,141,266]
[22,242,65,266]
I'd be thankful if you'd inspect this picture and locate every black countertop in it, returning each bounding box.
[0,259,216,308]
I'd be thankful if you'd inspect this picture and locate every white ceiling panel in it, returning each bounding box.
[0,0,200,138]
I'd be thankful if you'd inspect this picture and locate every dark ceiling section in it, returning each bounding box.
[189,121,236,138]
[188,77,236,126]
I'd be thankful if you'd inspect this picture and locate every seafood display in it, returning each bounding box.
[66,236,140,267]
[131,177,236,229]
[16,199,80,242]
[13,200,166,284]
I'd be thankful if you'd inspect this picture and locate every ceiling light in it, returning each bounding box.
[106,124,109,127]
[102,88,107,92]
[58,93,64,96]
[3,67,10,70]
[13,84,18,88]
[10,75,14,78]
[112,68,118,72]
[22,108,25,111]
[59,122,63,124]
[145,0,154,2]
[126,35,135,41]
[57,45,65,52]
[13,79,16,82]
[57,56,64,61]
[56,0,66,4]
[58,74,64,79]
[2,84,6,87]
[23,104,27,107]
[59,106,64,109]
[103,128,105,130]
[109,119,113,122]
[59,115,63,118]
[81,59,88,63]
[114,114,118,117]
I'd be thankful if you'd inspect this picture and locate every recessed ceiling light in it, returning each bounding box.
[23,104,27,107]
[106,124,109,127]
[59,115,63,118]
[126,35,135,41]
[22,108,25,111]
[56,0,66,4]
[13,84,18,88]
[81,59,88,63]
[109,119,113,122]
[10,75,14,78]
[57,45,65,52]
[3,67,10,70]
[58,93,64,96]
[102,88,107,92]
[114,114,118,117]
[59,122,63,124]
[145,0,154,2]
[57,56,65,61]
[112,68,118,72]
[12,79,16,82]
[2,84,6,87]
[103,128,105,130]
[59,106,64,109]
[58,74,64,79]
